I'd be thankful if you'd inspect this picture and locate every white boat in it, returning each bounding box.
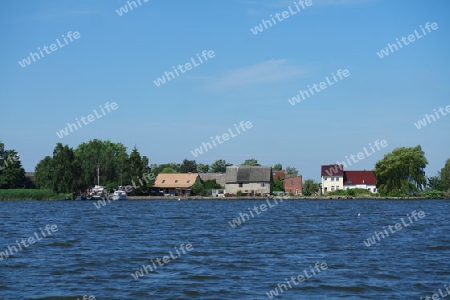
[88,185,107,200]
[112,190,127,200]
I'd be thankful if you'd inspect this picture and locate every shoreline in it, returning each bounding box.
[0,196,448,201]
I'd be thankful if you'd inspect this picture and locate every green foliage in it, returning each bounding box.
[326,188,371,197]
[273,164,282,171]
[203,179,222,190]
[285,167,298,178]
[236,190,243,196]
[35,140,149,195]
[374,145,428,195]
[197,163,210,173]
[0,142,25,189]
[273,178,284,191]
[191,182,204,196]
[0,189,65,200]
[210,159,232,173]
[420,189,444,199]
[302,179,319,196]
[161,167,176,174]
[180,159,197,173]
[241,158,260,166]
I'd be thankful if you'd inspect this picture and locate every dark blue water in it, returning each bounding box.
[0,199,449,299]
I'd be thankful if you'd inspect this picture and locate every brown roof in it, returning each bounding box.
[152,173,199,188]
[321,164,344,177]
[344,171,377,185]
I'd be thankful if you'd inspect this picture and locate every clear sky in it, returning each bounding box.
[1,0,449,181]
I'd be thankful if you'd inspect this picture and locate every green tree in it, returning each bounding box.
[0,142,25,189]
[180,159,197,173]
[210,159,232,173]
[197,163,210,173]
[302,179,319,196]
[191,182,204,196]
[440,159,450,192]
[286,167,298,178]
[273,177,284,192]
[374,145,428,195]
[52,143,79,194]
[161,167,176,174]
[273,164,283,171]
[241,158,260,166]
[35,156,55,190]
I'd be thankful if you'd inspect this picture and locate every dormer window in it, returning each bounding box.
[175,180,178,183]
[162,180,165,183]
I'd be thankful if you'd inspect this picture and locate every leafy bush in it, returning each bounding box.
[421,189,444,199]
[0,189,66,200]
[236,190,243,196]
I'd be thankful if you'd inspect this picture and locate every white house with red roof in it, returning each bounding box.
[343,170,377,193]
[321,165,378,194]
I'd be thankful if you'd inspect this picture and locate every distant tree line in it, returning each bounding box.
[1,140,448,198]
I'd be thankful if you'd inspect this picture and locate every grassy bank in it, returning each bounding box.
[0,189,66,200]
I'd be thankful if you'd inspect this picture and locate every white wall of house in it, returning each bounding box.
[225,182,270,195]
[321,176,344,194]
[344,184,377,193]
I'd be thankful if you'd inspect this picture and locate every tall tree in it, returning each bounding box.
[273,177,284,191]
[210,159,232,173]
[180,159,197,173]
[441,159,450,192]
[302,179,319,196]
[52,143,78,194]
[273,164,283,171]
[197,163,210,173]
[0,142,25,189]
[241,158,260,166]
[286,167,299,178]
[374,145,428,195]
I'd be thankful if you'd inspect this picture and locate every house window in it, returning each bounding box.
[291,180,295,185]
[261,182,266,187]
[324,177,327,181]
[336,186,339,190]
[331,186,335,191]
[238,183,243,188]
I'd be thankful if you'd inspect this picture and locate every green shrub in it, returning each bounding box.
[0,189,66,200]
[236,190,243,196]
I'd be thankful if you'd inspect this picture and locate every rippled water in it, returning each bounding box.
[0,199,449,299]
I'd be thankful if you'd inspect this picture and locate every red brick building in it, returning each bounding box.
[284,175,303,195]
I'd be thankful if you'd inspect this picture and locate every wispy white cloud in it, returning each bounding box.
[208,60,305,90]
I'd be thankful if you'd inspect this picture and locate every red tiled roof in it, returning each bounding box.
[321,164,344,176]
[343,171,376,185]
[272,170,286,180]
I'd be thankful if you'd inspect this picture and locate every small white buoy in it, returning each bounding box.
[358,213,360,217]
[178,198,181,201]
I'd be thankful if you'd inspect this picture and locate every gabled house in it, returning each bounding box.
[151,173,200,196]
[343,170,377,193]
[284,175,303,195]
[321,164,344,194]
[225,166,272,196]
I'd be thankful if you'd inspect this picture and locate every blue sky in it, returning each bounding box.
[1,0,449,181]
